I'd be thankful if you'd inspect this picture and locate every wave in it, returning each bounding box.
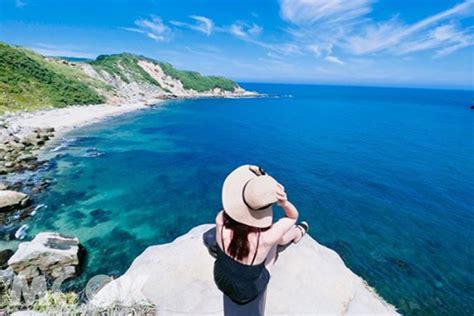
[81,147,104,158]
[31,204,47,216]
[50,137,78,152]
[15,224,29,240]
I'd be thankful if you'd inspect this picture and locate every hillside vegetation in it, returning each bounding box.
[0,42,105,113]
[0,42,241,114]
[158,62,236,92]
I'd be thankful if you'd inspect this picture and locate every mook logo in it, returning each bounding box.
[1,272,110,306]
[1,271,150,307]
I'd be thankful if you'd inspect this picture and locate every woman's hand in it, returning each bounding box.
[276,183,288,207]
[276,183,299,220]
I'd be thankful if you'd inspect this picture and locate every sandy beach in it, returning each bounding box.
[3,101,163,139]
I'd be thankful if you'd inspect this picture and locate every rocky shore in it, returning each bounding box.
[0,126,54,176]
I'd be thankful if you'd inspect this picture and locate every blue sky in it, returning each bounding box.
[1,0,473,89]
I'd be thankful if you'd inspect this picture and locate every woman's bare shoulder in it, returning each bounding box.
[215,210,224,226]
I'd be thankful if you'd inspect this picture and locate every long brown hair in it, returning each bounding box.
[222,211,271,261]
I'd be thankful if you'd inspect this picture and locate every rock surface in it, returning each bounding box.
[0,249,14,268]
[8,232,81,280]
[92,224,399,315]
[0,125,53,175]
[0,190,30,212]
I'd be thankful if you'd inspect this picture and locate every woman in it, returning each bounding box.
[212,165,309,315]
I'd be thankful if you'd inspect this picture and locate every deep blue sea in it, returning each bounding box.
[14,84,474,315]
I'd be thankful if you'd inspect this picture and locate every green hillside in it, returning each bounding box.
[0,42,105,113]
[0,42,240,114]
[158,61,237,92]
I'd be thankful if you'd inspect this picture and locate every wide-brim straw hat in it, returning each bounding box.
[222,164,278,228]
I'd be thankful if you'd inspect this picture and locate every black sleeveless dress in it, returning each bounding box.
[213,226,270,305]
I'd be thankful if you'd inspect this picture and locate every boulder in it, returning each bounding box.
[0,249,14,268]
[8,232,82,280]
[0,190,30,212]
[21,133,42,147]
[91,224,399,315]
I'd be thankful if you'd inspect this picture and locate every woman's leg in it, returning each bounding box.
[223,290,266,316]
[278,226,303,246]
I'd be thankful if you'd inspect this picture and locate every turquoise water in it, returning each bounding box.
[21,84,474,315]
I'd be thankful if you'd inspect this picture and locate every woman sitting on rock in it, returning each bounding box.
[204,165,309,315]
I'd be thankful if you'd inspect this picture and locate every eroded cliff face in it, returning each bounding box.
[91,224,399,315]
[77,55,255,105]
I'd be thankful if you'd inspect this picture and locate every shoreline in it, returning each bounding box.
[0,92,259,238]
[0,91,262,176]
[4,100,160,140]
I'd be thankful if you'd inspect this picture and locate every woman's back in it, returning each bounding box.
[215,211,296,266]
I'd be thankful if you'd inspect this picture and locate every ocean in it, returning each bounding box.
[16,83,474,315]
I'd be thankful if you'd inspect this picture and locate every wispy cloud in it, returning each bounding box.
[325,55,345,65]
[280,0,372,26]
[228,22,263,39]
[29,43,96,59]
[279,0,474,62]
[123,16,172,42]
[171,15,214,35]
[190,15,214,35]
[15,0,26,7]
[346,1,474,55]
[225,21,303,56]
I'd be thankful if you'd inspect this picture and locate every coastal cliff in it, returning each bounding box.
[91,224,399,315]
[0,42,255,114]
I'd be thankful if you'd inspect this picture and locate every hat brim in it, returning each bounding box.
[222,165,273,228]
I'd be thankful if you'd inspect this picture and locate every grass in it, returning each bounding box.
[158,61,237,92]
[0,42,105,113]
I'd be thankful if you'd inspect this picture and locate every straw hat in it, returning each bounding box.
[222,165,278,228]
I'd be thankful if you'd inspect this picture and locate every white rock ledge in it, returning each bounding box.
[92,224,399,315]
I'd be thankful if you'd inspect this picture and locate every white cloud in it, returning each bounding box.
[346,1,474,55]
[307,43,333,57]
[279,0,474,59]
[228,22,263,39]
[29,43,96,59]
[171,15,214,35]
[190,15,214,35]
[227,22,301,56]
[280,0,372,26]
[124,16,172,42]
[325,55,345,65]
[248,24,263,36]
[15,0,26,8]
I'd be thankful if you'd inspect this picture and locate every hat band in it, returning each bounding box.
[242,179,273,211]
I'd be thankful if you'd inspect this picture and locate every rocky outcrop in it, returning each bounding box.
[0,249,14,269]
[0,125,54,175]
[91,224,399,315]
[0,190,30,212]
[8,232,82,280]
